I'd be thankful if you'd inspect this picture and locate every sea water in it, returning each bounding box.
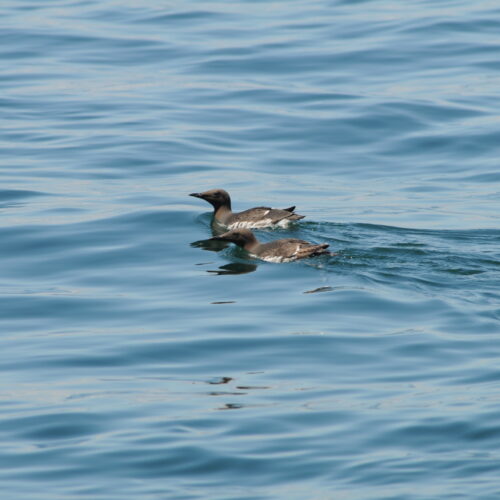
[1,1,499,498]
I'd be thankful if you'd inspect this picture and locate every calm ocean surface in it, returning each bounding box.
[1,1,500,498]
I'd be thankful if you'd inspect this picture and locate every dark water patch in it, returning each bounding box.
[0,412,107,441]
[403,16,500,35]
[371,246,428,256]
[137,9,228,24]
[459,172,500,183]
[0,189,46,203]
[0,294,139,331]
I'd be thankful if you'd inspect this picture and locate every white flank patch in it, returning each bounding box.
[252,254,295,263]
[228,219,274,229]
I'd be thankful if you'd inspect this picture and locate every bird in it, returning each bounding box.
[189,189,305,229]
[211,228,332,263]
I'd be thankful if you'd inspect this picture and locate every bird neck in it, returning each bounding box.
[243,237,259,252]
[214,204,231,219]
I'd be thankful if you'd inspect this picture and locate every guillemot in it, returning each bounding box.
[190,189,305,229]
[211,228,332,263]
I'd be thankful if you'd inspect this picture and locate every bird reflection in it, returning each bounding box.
[207,376,233,385]
[190,238,229,252]
[218,403,244,410]
[207,263,257,275]
[191,224,258,274]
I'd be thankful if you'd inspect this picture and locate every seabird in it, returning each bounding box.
[190,189,305,229]
[211,228,332,263]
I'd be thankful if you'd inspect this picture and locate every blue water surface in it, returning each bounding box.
[1,0,500,498]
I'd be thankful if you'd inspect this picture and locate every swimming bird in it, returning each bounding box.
[190,189,305,229]
[211,228,332,263]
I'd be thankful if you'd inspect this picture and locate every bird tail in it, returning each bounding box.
[287,213,305,221]
[297,243,331,259]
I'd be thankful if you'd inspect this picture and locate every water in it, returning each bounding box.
[1,0,500,498]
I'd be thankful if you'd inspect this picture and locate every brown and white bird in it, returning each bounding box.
[211,228,332,263]
[190,189,304,229]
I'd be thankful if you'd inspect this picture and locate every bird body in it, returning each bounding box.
[211,229,332,263]
[190,189,304,229]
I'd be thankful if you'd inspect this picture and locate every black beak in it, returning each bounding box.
[189,192,203,199]
[209,235,225,241]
